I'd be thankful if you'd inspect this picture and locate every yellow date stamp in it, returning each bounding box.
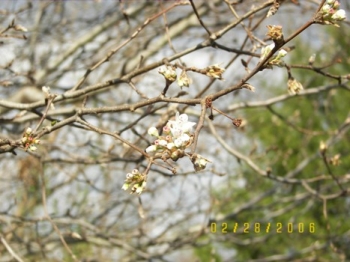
[210,222,315,234]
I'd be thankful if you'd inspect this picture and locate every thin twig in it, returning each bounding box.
[76,117,148,158]
[33,96,56,133]
[320,149,345,192]
[189,0,212,36]
[39,171,78,261]
[0,236,24,262]
[191,98,207,153]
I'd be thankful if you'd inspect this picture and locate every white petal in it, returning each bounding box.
[178,114,188,122]
[146,145,157,153]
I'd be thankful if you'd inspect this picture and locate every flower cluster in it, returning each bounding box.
[122,113,211,195]
[22,127,40,151]
[205,64,225,79]
[122,169,147,194]
[158,66,177,83]
[266,25,284,44]
[191,154,210,172]
[158,64,225,89]
[146,112,196,161]
[319,0,346,26]
[177,70,192,88]
[42,86,51,98]
[260,43,287,68]
[287,77,303,95]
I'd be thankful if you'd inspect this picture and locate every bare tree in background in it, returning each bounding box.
[0,0,349,261]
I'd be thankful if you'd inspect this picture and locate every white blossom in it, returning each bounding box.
[146,145,157,153]
[158,139,168,147]
[167,112,196,138]
[122,183,130,190]
[332,9,346,21]
[167,143,175,150]
[148,127,159,137]
[135,181,146,194]
[180,133,190,143]
[260,43,274,61]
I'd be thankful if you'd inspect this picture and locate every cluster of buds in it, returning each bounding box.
[42,86,56,110]
[158,66,177,84]
[146,112,196,161]
[266,25,284,45]
[42,86,52,98]
[260,43,287,68]
[177,70,192,88]
[319,141,327,154]
[204,64,225,79]
[158,64,225,89]
[191,154,211,172]
[122,113,211,195]
[318,0,346,26]
[121,169,147,194]
[22,127,40,151]
[287,77,304,95]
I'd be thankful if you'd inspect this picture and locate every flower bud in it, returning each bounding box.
[180,133,190,143]
[332,1,340,9]
[276,49,287,59]
[170,150,184,161]
[266,25,284,43]
[167,143,175,150]
[177,70,192,88]
[321,4,331,14]
[243,83,255,92]
[287,78,303,95]
[163,125,171,134]
[319,141,327,154]
[192,154,210,171]
[332,9,346,21]
[136,181,146,194]
[329,154,341,166]
[308,54,316,65]
[260,43,275,61]
[29,145,37,151]
[158,139,168,147]
[71,232,83,240]
[146,145,157,154]
[42,86,51,97]
[122,183,130,190]
[174,138,183,148]
[158,66,177,82]
[14,24,28,32]
[206,64,225,79]
[148,127,159,137]
[178,114,188,122]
